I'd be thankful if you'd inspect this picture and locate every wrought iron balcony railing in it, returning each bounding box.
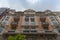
[42,22,49,27]
[22,22,38,26]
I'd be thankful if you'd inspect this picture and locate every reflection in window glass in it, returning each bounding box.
[0,27,3,33]
[30,18,35,22]
[25,17,29,22]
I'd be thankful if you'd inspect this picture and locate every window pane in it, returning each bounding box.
[0,27,3,33]
[25,16,29,22]
[30,18,35,22]
[25,18,29,22]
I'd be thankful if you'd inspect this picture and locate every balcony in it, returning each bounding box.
[45,30,52,32]
[40,16,46,22]
[11,22,18,30]
[8,30,15,32]
[30,29,37,32]
[22,22,38,26]
[11,22,18,26]
[22,22,29,25]
[20,29,39,34]
[30,22,38,25]
[44,30,57,34]
[8,30,16,34]
[21,29,30,33]
[14,16,20,22]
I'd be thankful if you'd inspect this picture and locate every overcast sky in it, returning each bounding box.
[0,0,60,11]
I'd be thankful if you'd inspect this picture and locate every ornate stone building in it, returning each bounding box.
[0,9,60,40]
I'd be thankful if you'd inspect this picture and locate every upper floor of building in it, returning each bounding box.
[0,9,60,35]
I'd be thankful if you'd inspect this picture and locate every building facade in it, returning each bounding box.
[0,9,60,40]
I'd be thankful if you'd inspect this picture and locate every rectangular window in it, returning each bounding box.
[0,28,3,33]
[40,16,46,22]
[44,27,49,32]
[5,16,10,21]
[25,17,29,22]
[49,16,54,19]
[24,26,29,29]
[51,19,58,25]
[57,28,60,33]
[11,22,17,30]
[30,18,35,22]
[25,16,35,22]
[25,16,29,22]
[11,26,16,30]
[14,16,20,22]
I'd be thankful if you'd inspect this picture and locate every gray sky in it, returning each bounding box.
[0,0,60,11]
